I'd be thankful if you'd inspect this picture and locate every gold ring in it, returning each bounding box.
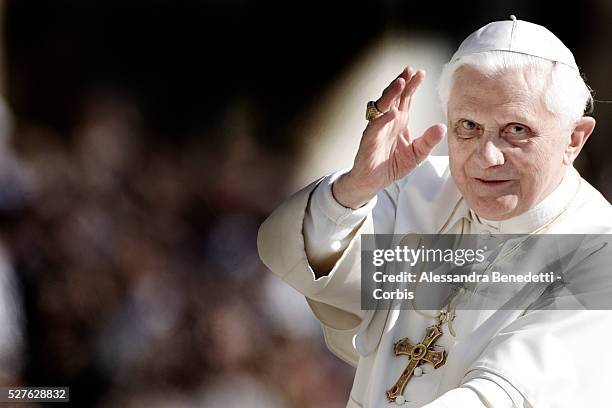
[366,100,384,121]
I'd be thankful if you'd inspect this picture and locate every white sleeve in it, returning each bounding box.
[303,169,377,275]
[421,369,528,408]
[258,168,398,346]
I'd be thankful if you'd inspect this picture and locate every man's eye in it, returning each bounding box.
[506,124,528,134]
[505,123,531,136]
[461,120,477,130]
[456,120,480,139]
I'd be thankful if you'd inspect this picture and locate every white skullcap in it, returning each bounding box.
[450,15,578,71]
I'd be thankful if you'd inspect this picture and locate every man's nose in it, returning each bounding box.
[475,139,505,168]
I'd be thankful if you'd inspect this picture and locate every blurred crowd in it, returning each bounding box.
[0,94,355,407]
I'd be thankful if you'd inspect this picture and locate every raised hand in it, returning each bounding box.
[333,66,447,209]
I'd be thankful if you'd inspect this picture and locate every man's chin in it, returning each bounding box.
[469,196,520,221]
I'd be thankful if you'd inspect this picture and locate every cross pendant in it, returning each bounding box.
[385,324,447,402]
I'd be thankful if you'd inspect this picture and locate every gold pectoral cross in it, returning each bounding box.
[386,324,447,402]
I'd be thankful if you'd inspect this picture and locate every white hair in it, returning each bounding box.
[437,51,594,131]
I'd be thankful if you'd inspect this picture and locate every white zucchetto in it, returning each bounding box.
[450,15,578,70]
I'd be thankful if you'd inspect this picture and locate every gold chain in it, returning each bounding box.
[411,285,461,336]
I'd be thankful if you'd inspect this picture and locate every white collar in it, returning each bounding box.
[467,166,580,234]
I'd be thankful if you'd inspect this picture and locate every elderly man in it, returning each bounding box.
[258,16,612,407]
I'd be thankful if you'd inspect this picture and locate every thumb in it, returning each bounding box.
[412,124,446,164]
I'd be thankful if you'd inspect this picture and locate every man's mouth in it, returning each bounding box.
[473,178,515,188]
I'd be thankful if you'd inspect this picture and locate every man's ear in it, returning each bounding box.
[563,116,596,165]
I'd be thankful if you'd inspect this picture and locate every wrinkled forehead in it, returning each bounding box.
[448,65,551,122]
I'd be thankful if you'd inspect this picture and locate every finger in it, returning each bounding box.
[396,66,413,85]
[366,107,398,133]
[399,70,426,111]
[376,66,412,112]
[394,66,413,108]
[376,77,406,113]
[398,69,425,111]
[411,124,446,163]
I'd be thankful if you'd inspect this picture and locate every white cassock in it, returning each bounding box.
[257,156,612,408]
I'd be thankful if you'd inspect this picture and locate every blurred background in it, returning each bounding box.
[0,1,610,407]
